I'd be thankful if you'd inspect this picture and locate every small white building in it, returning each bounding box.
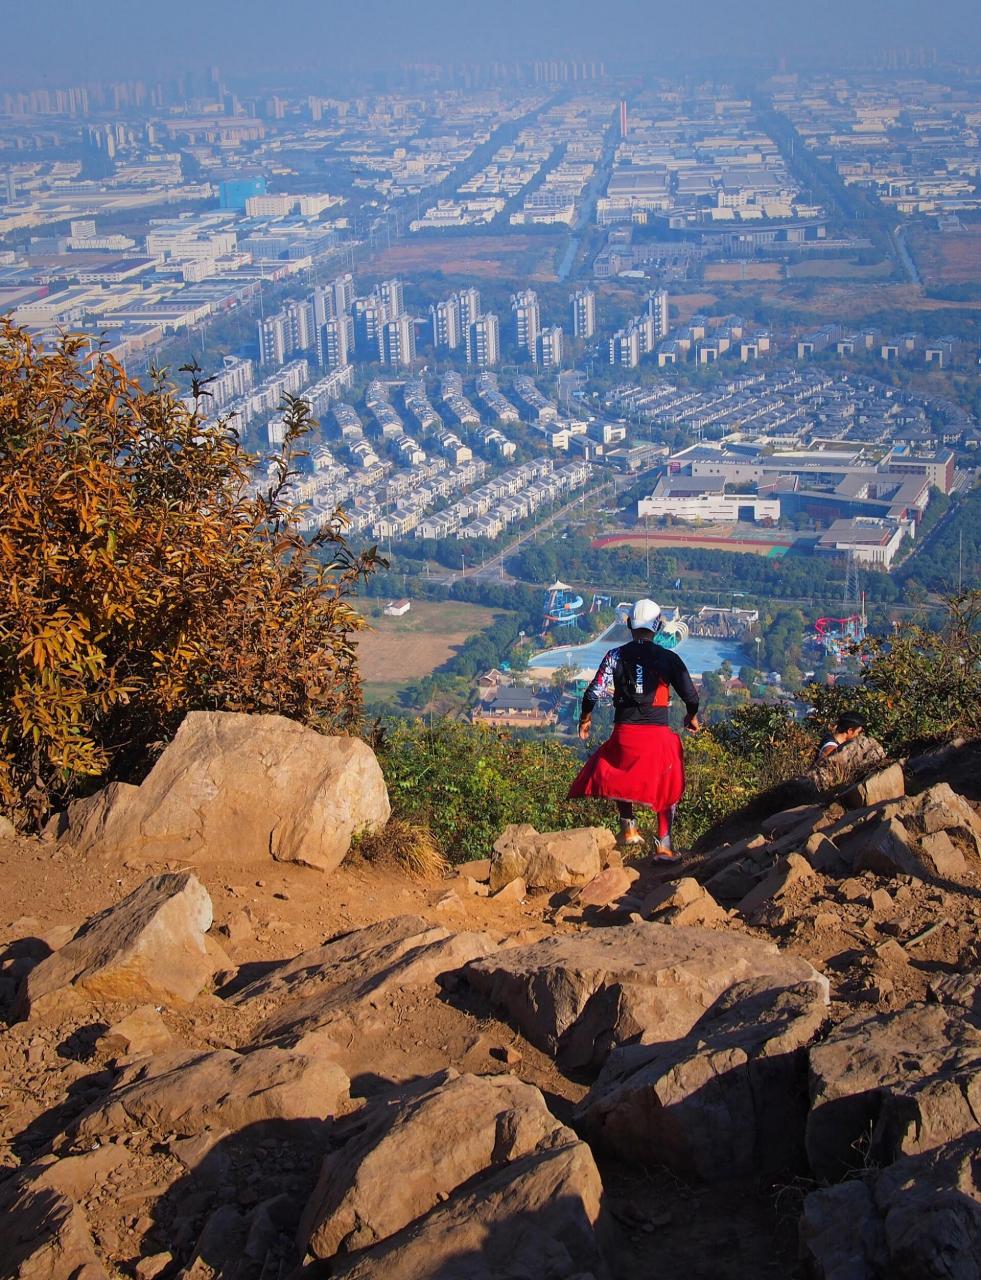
[383,599,411,617]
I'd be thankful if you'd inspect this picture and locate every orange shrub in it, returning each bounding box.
[0,322,380,826]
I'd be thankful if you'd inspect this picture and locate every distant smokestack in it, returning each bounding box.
[619,99,628,138]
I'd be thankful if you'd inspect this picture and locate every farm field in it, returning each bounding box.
[786,259,894,280]
[907,225,981,287]
[356,600,510,694]
[361,234,560,282]
[704,262,782,282]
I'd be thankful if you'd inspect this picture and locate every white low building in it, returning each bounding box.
[638,475,780,523]
[816,517,906,569]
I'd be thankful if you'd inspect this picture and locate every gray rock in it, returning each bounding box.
[800,1134,981,1280]
[463,923,829,1074]
[490,824,615,893]
[72,1043,350,1141]
[298,1070,588,1261]
[806,1004,981,1182]
[577,978,829,1181]
[15,872,223,1019]
[328,1138,607,1280]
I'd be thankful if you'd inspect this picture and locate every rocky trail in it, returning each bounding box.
[0,712,979,1280]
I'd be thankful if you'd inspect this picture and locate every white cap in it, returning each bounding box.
[630,598,661,629]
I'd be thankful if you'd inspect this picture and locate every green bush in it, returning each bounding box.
[806,591,981,754]
[376,718,595,863]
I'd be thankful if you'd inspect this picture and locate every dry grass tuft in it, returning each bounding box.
[357,817,449,880]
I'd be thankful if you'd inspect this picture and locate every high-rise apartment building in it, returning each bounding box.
[379,278,404,318]
[319,315,354,371]
[511,289,540,356]
[259,312,290,366]
[537,325,564,369]
[466,313,500,368]
[610,328,641,368]
[571,288,596,339]
[381,313,416,367]
[353,297,389,358]
[457,286,481,331]
[648,289,669,340]
[431,297,461,350]
[312,284,336,326]
[332,272,355,316]
[285,299,316,352]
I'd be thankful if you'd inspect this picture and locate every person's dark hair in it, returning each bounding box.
[836,711,867,732]
[630,626,656,640]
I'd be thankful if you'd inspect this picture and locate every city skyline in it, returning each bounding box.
[2,0,979,84]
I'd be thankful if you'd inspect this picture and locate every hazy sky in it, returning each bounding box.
[3,0,978,85]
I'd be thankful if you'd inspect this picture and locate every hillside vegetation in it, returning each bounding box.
[2,324,978,853]
[0,322,380,825]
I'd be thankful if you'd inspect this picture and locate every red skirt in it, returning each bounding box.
[568,723,685,811]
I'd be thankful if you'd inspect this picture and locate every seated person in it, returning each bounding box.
[814,712,868,763]
[806,711,886,792]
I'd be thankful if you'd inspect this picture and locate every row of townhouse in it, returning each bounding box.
[403,377,443,433]
[475,372,520,423]
[457,461,591,539]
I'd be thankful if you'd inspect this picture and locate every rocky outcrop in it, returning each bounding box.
[326,1136,606,1280]
[578,978,829,1181]
[642,877,729,927]
[49,711,390,873]
[230,915,498,1075]
[0,1175,107,1280]
[15,872,224,1019]
[800,1133,981,1280]
[298,1069,594,1262]
[72,1043,350,1142]
[806,1003,981,1182]
[463,923,829,1073]
[489,824,615,892]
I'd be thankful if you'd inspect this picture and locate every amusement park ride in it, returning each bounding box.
[541,581,689,648]
[815,596,868,660]
[815,553,868,661]
[542,581,584,632]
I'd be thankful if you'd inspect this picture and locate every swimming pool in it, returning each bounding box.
[528,624,746,678]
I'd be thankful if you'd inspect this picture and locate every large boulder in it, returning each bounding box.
[577,978,829,1181]
[462,923,829,1074]
[72,1043,350,1142]
[799,1133,981,1280]
[841,763,906,810]
[298,1070,590,1262]
[230,915,452,1014]
[326,1137,606,1280]
[806,735,888,794]
[0,1176,107,1280]
[489,824,614,893]
[900,782,981,859]
[50,711,390,873]
[15,872,223,1019]
[806,1003,981,1182]
[852,817,968,882]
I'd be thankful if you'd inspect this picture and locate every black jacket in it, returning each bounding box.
[580,639,699,728]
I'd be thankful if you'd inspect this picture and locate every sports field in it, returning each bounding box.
[593,530,795,557]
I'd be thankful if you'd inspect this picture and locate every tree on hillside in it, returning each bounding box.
[0,323,381,826]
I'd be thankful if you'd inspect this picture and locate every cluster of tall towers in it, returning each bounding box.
[258,274,419,370]
[258,278,605,373]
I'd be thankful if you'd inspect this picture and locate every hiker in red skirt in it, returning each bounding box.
[568,598,701,863]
